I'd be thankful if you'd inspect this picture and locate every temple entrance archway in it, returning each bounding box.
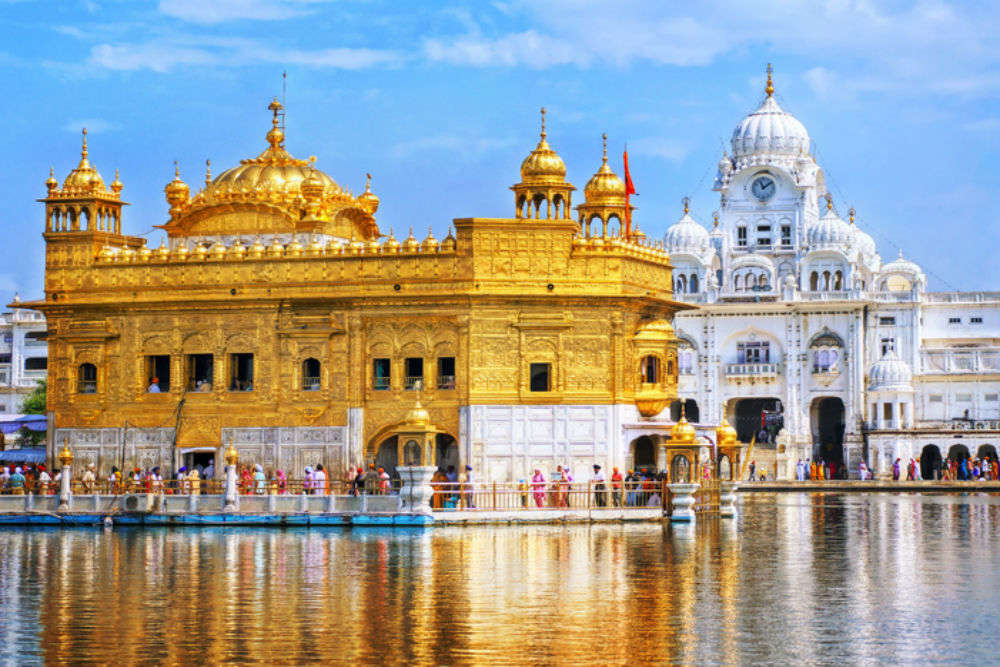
[730,397,783,444]
[978,444,998,461]
[920,444,942,480]
[812,397,845,465]
[631,436,657,471]
[947,444,970,463]
[436,433,459,472]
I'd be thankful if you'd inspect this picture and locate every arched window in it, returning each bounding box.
[678,274,687,292]
[822,270,831,291]
[302,358,321,391]
[78,363,97,394]
[640,355,660,384]
[758,273,769,289]
[810,271,818,291]
[834,270,843,290]
[689,274,699,293]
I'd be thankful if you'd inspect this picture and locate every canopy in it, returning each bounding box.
[0,448,46,463]
[0,414,47,434]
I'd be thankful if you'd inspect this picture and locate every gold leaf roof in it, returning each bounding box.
[583,133,626,204]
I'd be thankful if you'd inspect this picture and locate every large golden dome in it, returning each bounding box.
[519,107,567,184]
[584,134,626,204]
[160,98,380,241]
[209,98,341,198]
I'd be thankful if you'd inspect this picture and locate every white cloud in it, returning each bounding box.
[962,117,1000,132]
[62,118,121,134]
[85,38,399,72]
[158,0,329,24]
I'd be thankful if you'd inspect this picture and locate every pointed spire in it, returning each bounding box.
[849,207,856,224]
[824,192,833,211]
[173,160,180,179]
[713,211,719,228]
[765,63,774,97]
[205,158,212,185]
[682,196,690,215]
[81,127,88,159]
[540,106,546,140]
[601,132,608,164]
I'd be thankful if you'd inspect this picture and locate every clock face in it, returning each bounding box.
[751,175,776,202]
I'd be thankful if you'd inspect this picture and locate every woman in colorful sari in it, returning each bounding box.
[892,458,901,481]
[431,468,448,509]
[275,469,287,494]
[530,469,546,507]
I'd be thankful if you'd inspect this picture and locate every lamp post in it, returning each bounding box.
[223,439,239,512]
[57,439,73,511]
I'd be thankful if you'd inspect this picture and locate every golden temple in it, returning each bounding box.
[22,101,690,480]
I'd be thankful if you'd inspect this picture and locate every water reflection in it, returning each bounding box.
[2,493,999,665]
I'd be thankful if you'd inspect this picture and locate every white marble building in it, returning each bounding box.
[0,298,47,415]
[661,73,1000,479]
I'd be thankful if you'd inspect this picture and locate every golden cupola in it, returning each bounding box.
[158,97,380,243]
[716,417,738,448]
[670,410,697,444]
[62,128,107,193]
[42,128,127,235]
[512,107,575,220]
[577,133,631,238]
[164,161,190,216]
[358,173,380,214]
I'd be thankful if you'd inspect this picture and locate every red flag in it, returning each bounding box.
[623,147,636,238]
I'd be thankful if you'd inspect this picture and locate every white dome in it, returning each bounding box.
[868,350,913,391]
[851,225,876,258]
[731,96,810,158]
[881,250,922,276]
[806,205,851,249]
[664,213,709,255]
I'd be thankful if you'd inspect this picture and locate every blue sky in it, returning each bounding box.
[2,0,999,300]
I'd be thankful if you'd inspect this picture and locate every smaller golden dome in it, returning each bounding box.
[383,229,400,253]
[716,417,738,447]
[191,240,208,261]
[227,238,246,260]
[402,227,420,253]
[110,168,123,195]
[520,108,567,183]
[165,161,190,213]
[137,243,153,262]
[306,234,324,257]
[267,236,285,258]
[584,134,627,204]
[121,246,136,263]
[208,240,226,261]
[63,128,107,192]
[670,414,697,444]
[421,227,439,252]
[171,241,189,262]
[404,397,431,426]
[248,236,266,259]
[441,227,456,252]
[326,239,344,255]
[300,163,325,213]
[154,238,171,261]
[365,237,380,254]
[45,166,58,193]
[358,173,380,213]
[286,235,304,258]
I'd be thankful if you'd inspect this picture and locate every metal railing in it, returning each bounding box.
[725,362,781,376]
[428,480,669,512]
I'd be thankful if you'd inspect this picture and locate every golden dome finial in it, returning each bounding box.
[46,166,58,192]
[682,196,690,215]
[849,206,856,224]
[204,158,211,185]
[540,106,546,140]
[81,127,88,159]
[825,192,833,211]
[713,211,719,228]
[601,132,608,164]
[765,63,774,97]
[110,167,123,194]
[266,97,285,148]
[173,160,179,179]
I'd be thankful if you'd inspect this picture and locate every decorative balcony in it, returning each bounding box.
[725,362,780,383]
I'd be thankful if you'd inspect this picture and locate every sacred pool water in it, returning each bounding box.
[1,493,997,665]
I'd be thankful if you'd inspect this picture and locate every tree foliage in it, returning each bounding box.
[20,379,46,415]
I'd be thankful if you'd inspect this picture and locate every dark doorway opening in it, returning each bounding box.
[732,398,783,444]
[669,399,700,423]
[814,397,845,465]
[632,436,656,471]
[376,436,399,479]
[435,433,459,471]
[920,445,942,480]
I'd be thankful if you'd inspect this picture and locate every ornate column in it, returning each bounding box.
[57,440,73,511]
[222,441,239,512]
